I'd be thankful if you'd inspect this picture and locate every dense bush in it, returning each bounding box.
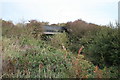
[26,20,43,39]
[49,32,69,49]
[2,19,119,78]
[80,26,120,68]
[66,19,100,52]
[3,36,98,78]
[2,19,43,39]
[3,35,119,78]
[65,20,120,68]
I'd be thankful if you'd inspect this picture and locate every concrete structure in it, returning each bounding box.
[42,26,67,35]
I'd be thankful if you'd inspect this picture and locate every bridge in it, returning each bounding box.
[42,25,67,35]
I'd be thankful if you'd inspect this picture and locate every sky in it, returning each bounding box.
[0,0,119,25]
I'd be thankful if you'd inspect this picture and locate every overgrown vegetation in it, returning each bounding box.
[66,20,120,68]
[1,19,120,78]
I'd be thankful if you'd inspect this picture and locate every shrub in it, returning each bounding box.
[3,43,118,78]
[2,19,43,39]
[66,19,100,52]
[49,32,69,49]
[2,37,97,78]
[2,19,119,78]
[26,20,43,39]
[82,26,120,67]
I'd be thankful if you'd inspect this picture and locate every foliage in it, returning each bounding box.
[66,19,100,52]
[2,19,119,78]
[49,32,69,49]
[66,19,100,38]
[2,19,43,39]
[65,19,120,68]
[26,20,43,39]
[2,37,96,78]
[81,26,120,68]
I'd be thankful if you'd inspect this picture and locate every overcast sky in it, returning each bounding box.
[0,0,119,25]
